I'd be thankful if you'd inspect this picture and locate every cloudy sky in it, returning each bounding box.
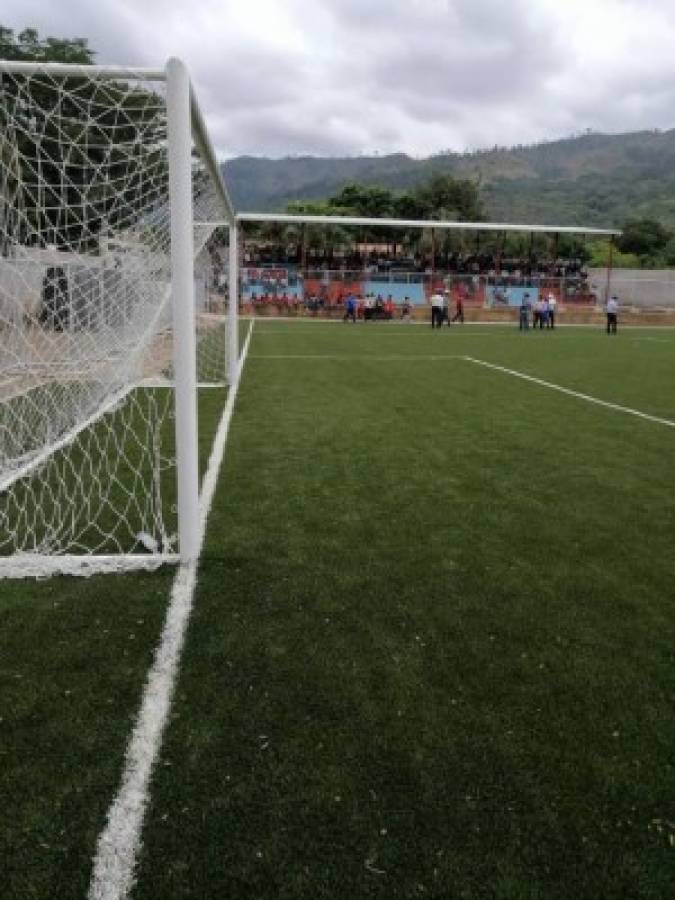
[5,0,675,159]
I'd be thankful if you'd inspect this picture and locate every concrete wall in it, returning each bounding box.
[588,268,675,308]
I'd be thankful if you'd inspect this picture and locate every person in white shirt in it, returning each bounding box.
[606,294,619,334]
[532,297,540,329]
[547,293,557,329]
[430,291,444,328]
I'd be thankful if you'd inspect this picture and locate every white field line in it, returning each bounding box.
[631,337,674,344]
[250,315,675,331]
[463,355,675,429]
[255,326,675,338]
[256,330,508,337]
[254,351,675,428]
[250,353,464,360]
[88,319,255,900]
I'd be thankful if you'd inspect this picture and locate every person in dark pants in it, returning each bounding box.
[343,293,357,323]
[606,295,618,333]
[430,292,444,328]
[519,293,530,330]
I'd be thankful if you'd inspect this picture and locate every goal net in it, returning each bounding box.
[0,59,238,577]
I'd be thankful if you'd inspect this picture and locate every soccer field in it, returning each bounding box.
[2,320,674,899]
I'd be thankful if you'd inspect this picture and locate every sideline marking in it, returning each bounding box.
[250,353,675,428]
[463,355,675,429]
[631,337,674,344]
[250,353,464,360]
[250,315,675,331]
[88,321,255,900]
[255,331,508,338]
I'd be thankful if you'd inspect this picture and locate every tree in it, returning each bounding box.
[617,218,671,260]
[587,239,639,269]
[285,200,353,256]
[662,235,675,267]
[1,26,165,252]
[284,173,485,257]
[413,172,484,222]
[328,184,395,218]
[0,26,94,64]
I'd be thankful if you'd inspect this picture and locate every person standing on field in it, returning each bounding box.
[442,290,450,325]
[451,293,464,324]
[606,294,619,334]
[519,293,530,330]
[547,293,557,328]
[343,293,357,323]
[430,291,444,328]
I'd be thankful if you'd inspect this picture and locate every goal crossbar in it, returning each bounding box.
[237,211,622,237]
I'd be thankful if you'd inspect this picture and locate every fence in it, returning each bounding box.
[105,258,675,310]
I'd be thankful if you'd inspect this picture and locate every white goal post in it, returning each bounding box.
[0,58,240,577]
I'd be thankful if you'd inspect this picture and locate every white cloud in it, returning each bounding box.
[3,0,675,157]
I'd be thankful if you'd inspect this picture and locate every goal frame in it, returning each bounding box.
[0,57,240,576]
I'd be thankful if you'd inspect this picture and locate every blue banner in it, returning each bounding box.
[486,286,540,307]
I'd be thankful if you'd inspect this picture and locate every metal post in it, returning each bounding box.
[496,231,505,275]
[300,223,307,273]
[605,236,614,306]
[228,223,239,383]
[166,57,200,564]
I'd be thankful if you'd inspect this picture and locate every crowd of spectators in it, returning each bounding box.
[243,242,589,280]
[249,291,300,310]
[249,290,409,318]
[241,242,597,312]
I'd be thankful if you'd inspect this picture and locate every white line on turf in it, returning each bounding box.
[88,320,255,900]
[463,355,675,429]
[631,337,674,344]
[250,353,464,360]
[251,316,675,331]
[258,332,508,338]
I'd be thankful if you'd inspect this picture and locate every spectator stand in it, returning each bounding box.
[237,213,621,318]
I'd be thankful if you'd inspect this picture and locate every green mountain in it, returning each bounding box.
[223,129,675,228]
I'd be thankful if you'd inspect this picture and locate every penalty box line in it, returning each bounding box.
[251,352,675,429]
[463,355,675,429]
[250,353,466,360]
[88,320,256,900]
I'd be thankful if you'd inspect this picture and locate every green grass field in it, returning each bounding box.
[2,320,674,898]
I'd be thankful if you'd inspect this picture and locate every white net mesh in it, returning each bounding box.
[0,64,232,575]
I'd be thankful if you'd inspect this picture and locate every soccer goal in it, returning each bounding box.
[0,58,240,577]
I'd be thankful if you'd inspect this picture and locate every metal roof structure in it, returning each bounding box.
[237,212,621,237]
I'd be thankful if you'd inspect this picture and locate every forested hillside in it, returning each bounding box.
[224,129,675,228]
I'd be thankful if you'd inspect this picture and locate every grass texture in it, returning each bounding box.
[135,322,674,899]
[1,321,674,898]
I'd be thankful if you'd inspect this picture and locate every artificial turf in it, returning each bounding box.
[0,386,226,899]
[2,321,673,898]
[128,321,674,898]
